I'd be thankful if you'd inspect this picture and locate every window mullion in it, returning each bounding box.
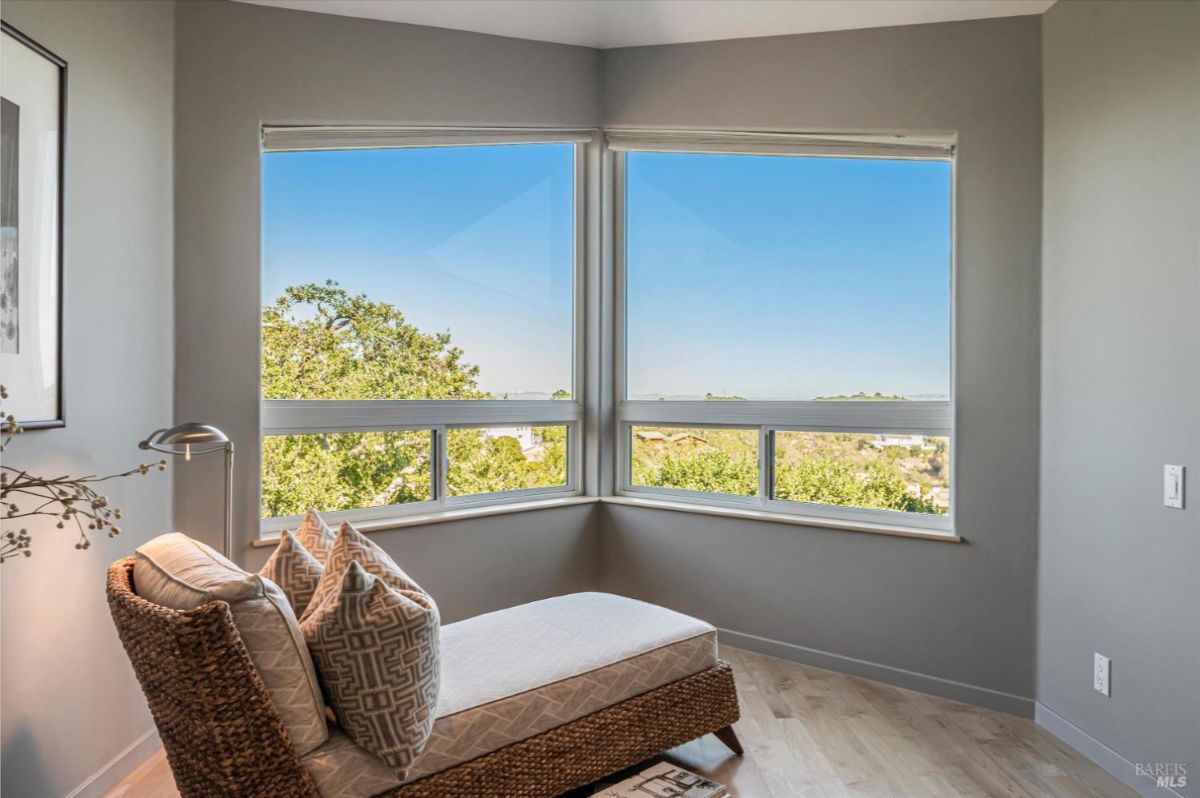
[434,425,448,510]
[759,427,772,506]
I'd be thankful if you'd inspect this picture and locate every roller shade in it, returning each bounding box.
[262,126,597,152]
[605,129,954,160]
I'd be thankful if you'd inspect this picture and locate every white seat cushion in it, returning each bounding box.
[402,592,717,783]
[133,533,328,756]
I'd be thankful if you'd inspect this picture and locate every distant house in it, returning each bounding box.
[872,434,930,450]
[484,425,537,452]
[635,429,709,446]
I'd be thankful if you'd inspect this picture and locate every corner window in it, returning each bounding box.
[615,142,954,531]
[260,135,584,528]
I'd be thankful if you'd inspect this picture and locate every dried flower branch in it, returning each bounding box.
[1,385,167,563]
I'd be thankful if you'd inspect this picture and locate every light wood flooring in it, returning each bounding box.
[105,645,1136,798]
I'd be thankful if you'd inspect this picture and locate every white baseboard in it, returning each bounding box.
[718,626,1036,717]
[1035,703,1188,798]
[65,727,161,798]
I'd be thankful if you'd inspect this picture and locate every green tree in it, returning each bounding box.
[774,459,938,514]
[447,425,566,497]
[262,284,939,518]
[631,426,941,514]
[261,282,564,517]
[262,281,488,402]
[635,448,758,496]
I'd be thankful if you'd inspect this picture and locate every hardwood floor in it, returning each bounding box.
[105,645,1135,798]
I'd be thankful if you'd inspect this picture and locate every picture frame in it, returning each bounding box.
[1,21,66,430]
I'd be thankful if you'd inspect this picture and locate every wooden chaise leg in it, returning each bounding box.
[713,725,744,756]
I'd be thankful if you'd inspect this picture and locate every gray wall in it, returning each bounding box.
[9,1,1196,794]
[174,4,1043,710]
[0,2,175,797]
[1039,0,1200,792]
[601,17,1043,710]
[240,504,601,625]
[173,0,601,582]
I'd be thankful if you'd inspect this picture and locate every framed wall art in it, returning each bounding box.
[1,22,66,429]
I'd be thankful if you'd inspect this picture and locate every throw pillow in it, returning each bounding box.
[134,533,328,755]
[260,530,325,617]
[301,560,440,776]
[295,508,337,564]
[303,521,428,621]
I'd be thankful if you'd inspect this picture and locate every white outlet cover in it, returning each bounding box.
[1094,653,1110,696]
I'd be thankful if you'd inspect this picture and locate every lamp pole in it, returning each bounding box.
[223,442,234,560]
[139,423,236,559]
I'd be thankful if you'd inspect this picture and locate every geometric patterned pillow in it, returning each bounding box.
[303,522,429,622]
[294,508,337,564]
[259,530,325,618]
[300,560,440,777]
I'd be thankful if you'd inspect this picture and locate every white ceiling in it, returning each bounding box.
[234,0,1056,50]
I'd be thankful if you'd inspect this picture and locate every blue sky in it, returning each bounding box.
[263,144,575,398]
[626,152,951,399]
[263,145,950,400]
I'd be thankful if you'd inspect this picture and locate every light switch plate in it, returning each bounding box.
[1094,653,1110,696]
[1165,465,1185,509]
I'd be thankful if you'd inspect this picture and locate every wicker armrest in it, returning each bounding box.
[107,558,320,798]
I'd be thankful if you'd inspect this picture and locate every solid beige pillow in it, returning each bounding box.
[301,560,440,777]
[134,533,328,756]
[260,530,325,618]
[295,508,337,564]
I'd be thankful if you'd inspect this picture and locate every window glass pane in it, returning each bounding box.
[630,426,758,497]
[447,425,567,497]
[625,152,951,401]
[772,431,949,515]
[262,430,433,518]
[262,143,574,400]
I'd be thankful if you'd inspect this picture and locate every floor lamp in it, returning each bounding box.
[140,423,234,558]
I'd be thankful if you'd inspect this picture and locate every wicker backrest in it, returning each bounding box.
[106,557,320,798]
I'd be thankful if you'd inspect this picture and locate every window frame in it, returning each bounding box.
[612,141,957,535]
[260,131,591,533]
[256,128,957,538]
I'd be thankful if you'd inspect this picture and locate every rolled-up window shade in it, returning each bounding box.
[262,126,597,152]
[605,129,954,160]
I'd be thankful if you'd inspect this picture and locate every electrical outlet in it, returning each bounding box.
[1094,653,1110,696]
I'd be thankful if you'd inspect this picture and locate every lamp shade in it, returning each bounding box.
[140,423,231,455]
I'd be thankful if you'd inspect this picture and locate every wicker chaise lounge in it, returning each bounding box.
[107,557,742,798]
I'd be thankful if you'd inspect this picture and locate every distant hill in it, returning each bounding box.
[493,390,572,401]
[628,391,946,401]
[813,392,910,401]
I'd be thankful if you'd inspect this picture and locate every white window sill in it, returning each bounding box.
[253,495,601,547]
[599,496,962,543]
[254,493,959,547]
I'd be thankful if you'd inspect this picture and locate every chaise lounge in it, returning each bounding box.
[106,535,741,798]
